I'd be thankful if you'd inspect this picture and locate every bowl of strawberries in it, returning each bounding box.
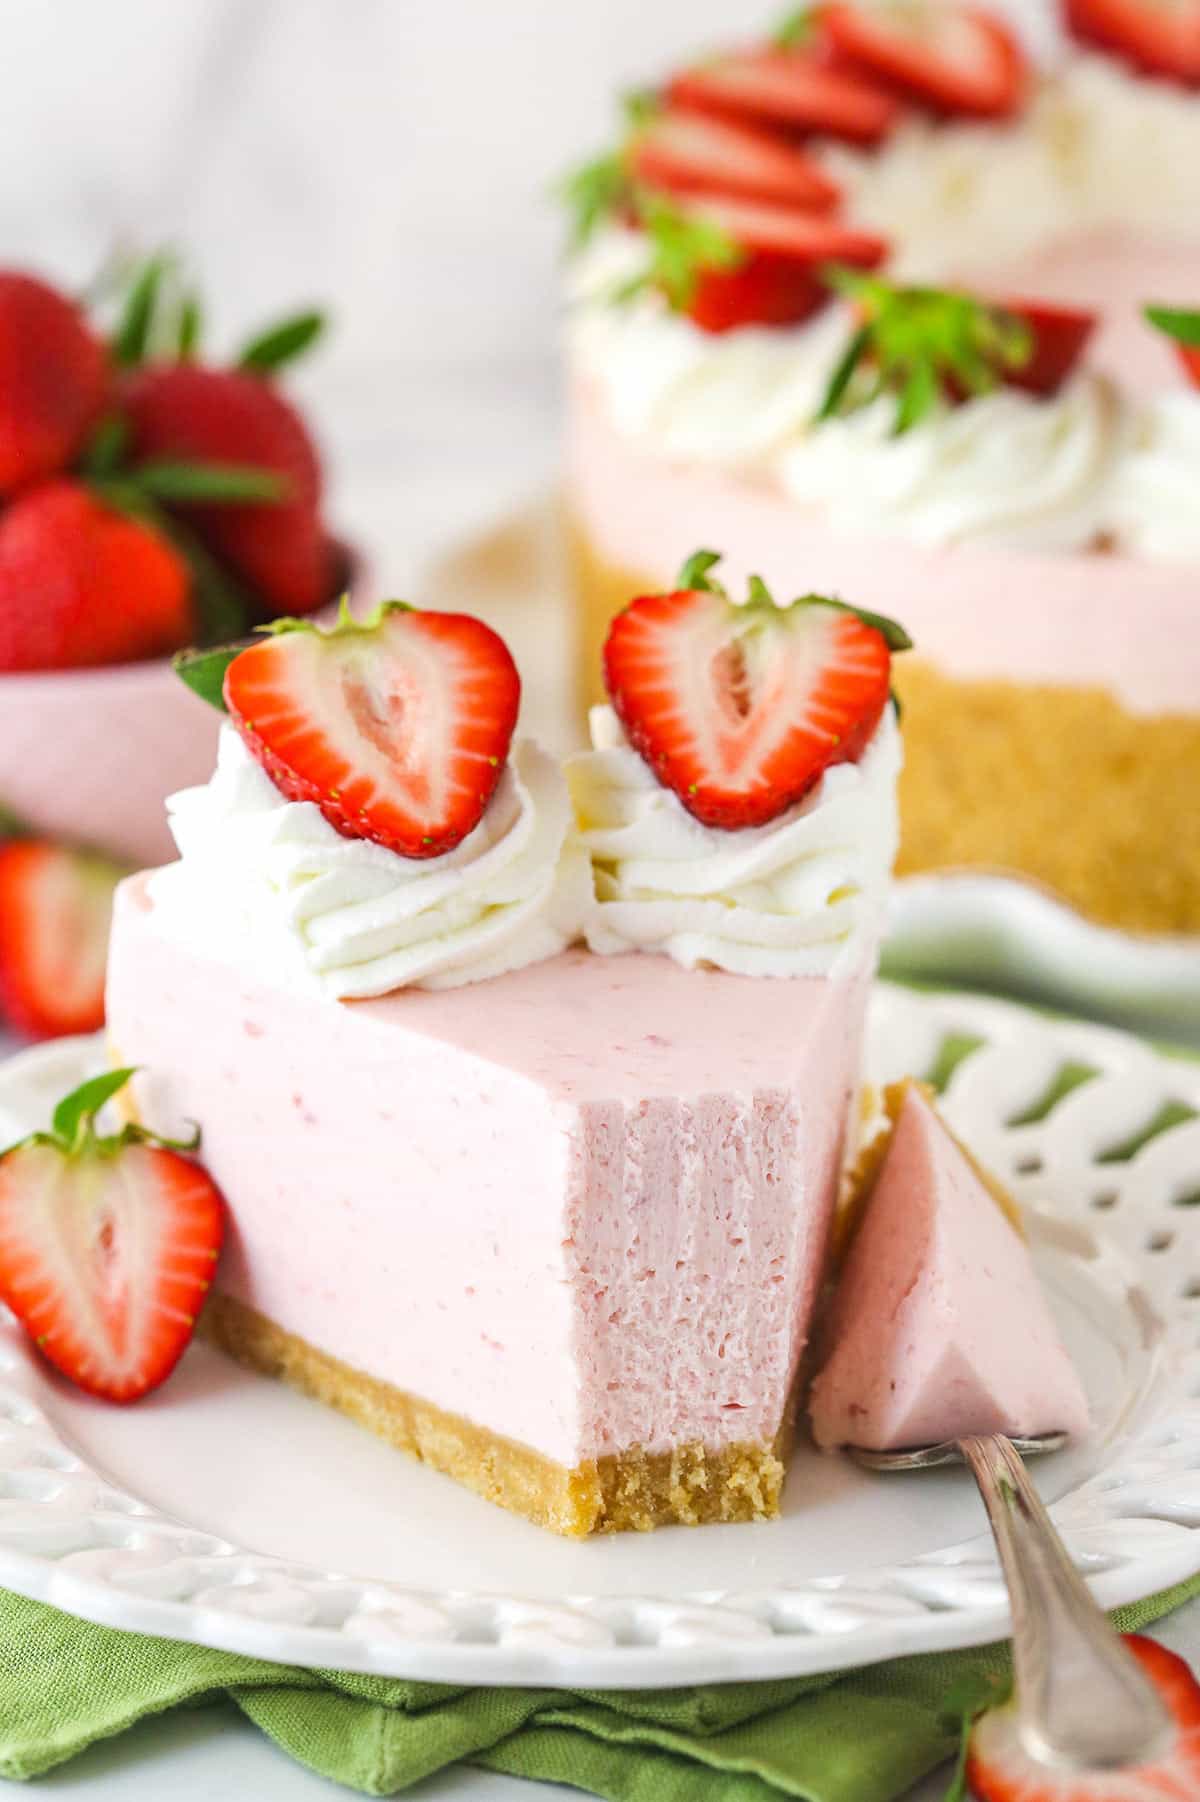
[0,256,349,872]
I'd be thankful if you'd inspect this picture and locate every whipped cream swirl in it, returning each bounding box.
[566,706,900,978]
[777,376,1121,553]
[1111,391,1200,564]
[567,227,852,467]
[155,724,589,999]
[825,54,1200,280]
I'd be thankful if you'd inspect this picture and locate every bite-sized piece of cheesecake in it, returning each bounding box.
[808,1081,1090,1452]
[106,573,906,1534]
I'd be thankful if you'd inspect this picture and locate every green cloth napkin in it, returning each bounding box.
[4,1579,1200,1799]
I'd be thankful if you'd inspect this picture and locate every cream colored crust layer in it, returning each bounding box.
[203,1294,790,1537]
[569,525,1200,939]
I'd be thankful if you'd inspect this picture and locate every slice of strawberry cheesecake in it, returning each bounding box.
[808,1082,1090,1452]
[106,571,905,1534]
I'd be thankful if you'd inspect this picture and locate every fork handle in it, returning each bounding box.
[959,1434,1170,1772]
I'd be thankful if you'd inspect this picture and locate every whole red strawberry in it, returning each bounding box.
[0,1067,225,1402]
[124,363,335,617]
[0,273,108,496]
[0,480,192,673]
[603,551,908,830]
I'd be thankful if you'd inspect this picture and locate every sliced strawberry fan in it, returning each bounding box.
[603,549,909,830]
[630,107,842,214]
[0,1067,225,1402]
[667,43,900,145]
[818,2,1027,118]
[1065,0,1200,86]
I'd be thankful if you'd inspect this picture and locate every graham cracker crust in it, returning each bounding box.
[203,1294,789,1537]
[568,523,1200,938]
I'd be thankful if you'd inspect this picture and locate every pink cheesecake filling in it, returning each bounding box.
[107,875,870,1469]
[808,1086,1090,1452]
[568,383,1200,720]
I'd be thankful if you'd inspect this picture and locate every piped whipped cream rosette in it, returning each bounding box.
[568,550,907,978]
[156,599,588,998]
[164,728,588,998]
[569,702,900,977]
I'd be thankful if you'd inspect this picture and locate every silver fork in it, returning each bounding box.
[852,1432,1172,1773]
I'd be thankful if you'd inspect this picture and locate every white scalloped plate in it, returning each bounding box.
[0,985,1199,1688]
[887,875,1200,1038]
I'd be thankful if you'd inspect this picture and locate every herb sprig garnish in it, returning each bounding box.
[559,91,660,252]
[773,5,818,48]
[816,268,1034,435]
[1145,304,1200,349]
[609,194,743,311]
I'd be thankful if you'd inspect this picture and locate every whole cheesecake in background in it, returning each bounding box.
[563,0,1200,940]
[107,566,906,1534]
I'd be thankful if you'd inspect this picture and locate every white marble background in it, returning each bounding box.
[0,0,1056,590]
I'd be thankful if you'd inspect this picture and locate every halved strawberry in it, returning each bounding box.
[1000,300,1097,396]
[0,841,125,1041]
[0,1068,224,1403]
[668,46,899,145]
[658,196,888,333]
[603,552,907,830]
[1065,0,1200,85]
[966,1634,1200,1802]
[630,108,841,213]
[222,601,521,860]
[819,2,1027,118]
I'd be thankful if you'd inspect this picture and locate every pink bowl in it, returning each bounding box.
[0,658,221,867]
[0,544,367,869]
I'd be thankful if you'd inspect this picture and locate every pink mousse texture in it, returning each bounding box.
[107,876,870,1469]
[569,385,1200,719]
[808,1086,1090,1452]
[0,662,219,865]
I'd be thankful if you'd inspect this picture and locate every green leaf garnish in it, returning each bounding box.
[81,414,130,480]
[238,309,327,373]
[52,1070,140,1150]
[677,549,727,593]
[112,254,173,368]
[798,592,913,653]
[612,192,743,313]
[557,89,662,252]
[173,642,246,712]
[177,291,203,358]
[261,595,411,639]
[773,4,816,47]
[1145,305,1200,349]
[674,557,912,651]
[133,459,290,505]
[816,267,1034,436]
[4,1068,200,1162]
[560,150,630,252]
